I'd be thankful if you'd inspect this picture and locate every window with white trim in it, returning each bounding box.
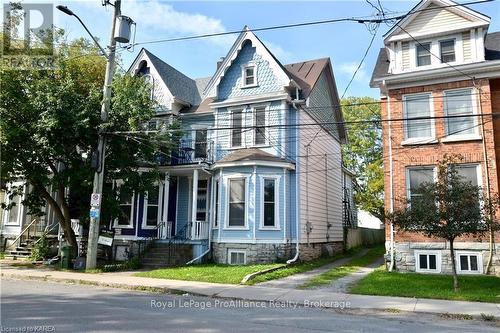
[254,106,266,145]
[407,167,435,202]
[444,89,475,137]
[145,185,160,227]
[404,93,433,140]
[416,43,431,66]
[263,178,276,228]
[4,187,23,226]
[228,178,245,227]
[194,129,207,159]
[231,110,243,148]
[243,64,257,87]
[117,187,134,227]
[455,164,479,187]
[457,252,482,274]
[440,39,456,63]
[197,179,208,221]
[415,250,441,273]
[228,250,246,265]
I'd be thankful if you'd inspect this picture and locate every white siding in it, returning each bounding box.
[463,31,472,62]
[404,4,472,36]
[402,41,410,70]
[298,111,343,243]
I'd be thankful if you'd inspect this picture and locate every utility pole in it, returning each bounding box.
[86,0,121,269]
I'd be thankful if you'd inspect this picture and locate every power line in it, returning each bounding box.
[121,0,493,48]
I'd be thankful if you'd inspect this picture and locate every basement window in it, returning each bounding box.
[228,250,246,265]
[456,252,483,274]
[415,250,441,273]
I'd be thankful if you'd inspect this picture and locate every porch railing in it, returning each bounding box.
[190,220,209,240]
[157,139,214,166]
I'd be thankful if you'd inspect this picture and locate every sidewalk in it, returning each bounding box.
[1,263,499,318]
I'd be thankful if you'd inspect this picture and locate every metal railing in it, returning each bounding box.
[6,218,38,250]
[157,139,214,166]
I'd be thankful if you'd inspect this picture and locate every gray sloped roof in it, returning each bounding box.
[485,31,500,60]
[217,148,290,164]
[143,49,201,105]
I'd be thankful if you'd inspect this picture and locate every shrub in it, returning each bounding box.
[30,235,51,261]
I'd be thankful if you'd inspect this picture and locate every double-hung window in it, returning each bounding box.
[243,64,257,86]
[444,89,475,137]
[455,164,479,187]
[145,185,159,227]
[231,110,243,147]
[254,106,266,145]
[228,178,246,227]
[214,180,220,228]
[194,129,207,159]
[263,178,277,228]
[416,43,431,66]
[440,39,456,63]
[117,188,134,227]
[197,180,208,221]
[404,94,433,141]
[4,184,23,226]
[407,167,434,202]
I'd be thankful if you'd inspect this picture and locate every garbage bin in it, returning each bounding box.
[60,245,74,269]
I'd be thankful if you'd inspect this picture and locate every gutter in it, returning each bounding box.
[287,101,301,265]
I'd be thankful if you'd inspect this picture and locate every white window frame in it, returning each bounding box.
[2,182,25,226]
[227,249,246,265]
[402,93,435,144]
[241,61,258,88]
[442,88,480,141]
[142,183,163,230]
[456,251,483,274]
[224,175,250,230]
[439,38,456,63]
[414,250,442,273]
[252,104,270,147]
[408,33,463,71]
[113,180,135,229]
[406,166,437,201]
[454,163,482,188]
[416,42,432,67]
[192,127,208,159]
[229,108,245,148]
[259,175,280,230]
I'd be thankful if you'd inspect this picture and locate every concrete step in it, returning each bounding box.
[8,250,32,256]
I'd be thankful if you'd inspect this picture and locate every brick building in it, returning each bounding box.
[371,0,500,275]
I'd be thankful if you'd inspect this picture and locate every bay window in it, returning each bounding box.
[228,178,246,227]
[263,178,277,228]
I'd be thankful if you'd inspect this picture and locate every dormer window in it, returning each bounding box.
[440,39,456,63]
[242,63,257,87]
[416,43,431,67]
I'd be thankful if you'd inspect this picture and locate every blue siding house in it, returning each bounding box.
[113,27,350,265]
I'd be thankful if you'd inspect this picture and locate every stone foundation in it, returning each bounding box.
[386,241,500,276]
[212,241,344,264]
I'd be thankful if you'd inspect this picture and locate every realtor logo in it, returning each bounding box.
[2,2,55,69]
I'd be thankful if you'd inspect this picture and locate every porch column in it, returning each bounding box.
[191,169,199,239]
[162,173,170,238]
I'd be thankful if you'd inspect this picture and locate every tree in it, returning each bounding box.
[388,156,490,291]
[341,97,384,220]
[0,35,179,247]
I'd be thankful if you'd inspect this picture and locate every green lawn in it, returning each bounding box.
[350,268,500,303]
[299,245,385,289]
[135,263,283,284]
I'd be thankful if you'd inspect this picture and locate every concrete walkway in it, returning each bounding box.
[1,263,499,318]
[258,248,369,289]
[319,257,385,293]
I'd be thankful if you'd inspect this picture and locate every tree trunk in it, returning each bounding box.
[34,183,78,248]
[485,226,494,274]
[449,239,459,292]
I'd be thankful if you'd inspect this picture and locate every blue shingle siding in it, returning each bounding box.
[307,71,339,139]
[217,41,283,100]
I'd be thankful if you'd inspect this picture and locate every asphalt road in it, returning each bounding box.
[0,279,498,333]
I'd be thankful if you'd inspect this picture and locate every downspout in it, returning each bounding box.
[386,91,395,272]
[287,100,301,264]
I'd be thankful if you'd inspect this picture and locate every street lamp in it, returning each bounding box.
[56,5,109,58]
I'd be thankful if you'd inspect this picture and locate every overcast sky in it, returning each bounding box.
[46,0,500,97]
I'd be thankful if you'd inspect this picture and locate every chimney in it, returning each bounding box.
[217,57,224,70]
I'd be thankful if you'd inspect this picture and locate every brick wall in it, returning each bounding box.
[382,79,500,244]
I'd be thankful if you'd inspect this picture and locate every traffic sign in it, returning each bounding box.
[89,207,100,219]
[90,193,101,207]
